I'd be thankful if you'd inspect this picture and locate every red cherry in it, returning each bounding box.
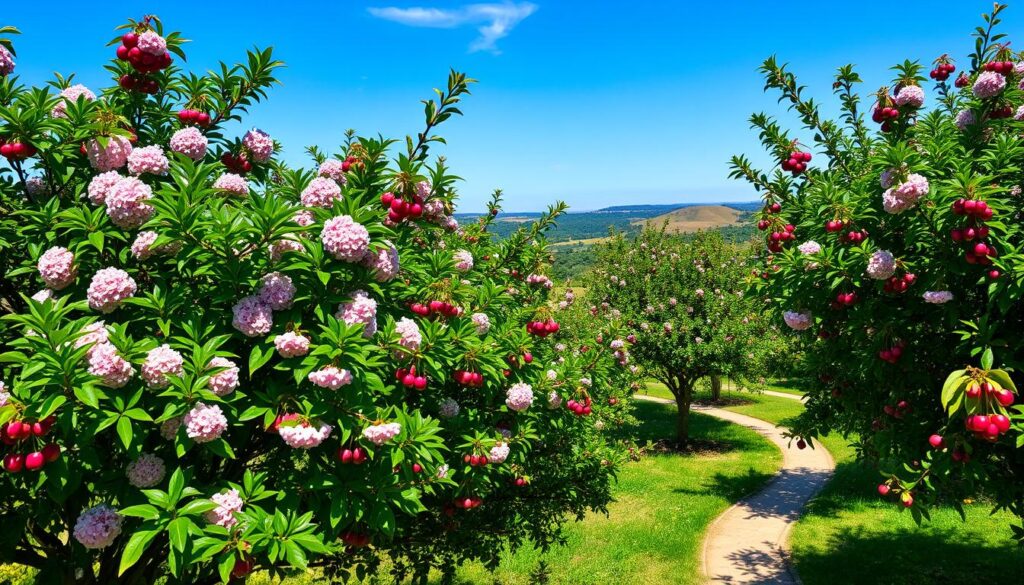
[122,32,139,48]
[41,443,60,463]
[412,463,423,473]
[381,192,395,207]
[352,448,367,464]
[4,454,24,473]
[928,434,945,449]
[231,557,254,579]
[995,389,1015,406]
[877,483,891,496]
[25,452,45,471]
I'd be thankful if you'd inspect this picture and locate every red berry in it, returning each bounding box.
[122,32,139,48]
[412,463,423,473]
[928,434,945,449]
[25,452,45,471]
[877,483,890,496]
[41,443,60,463]
[4,454,24,473]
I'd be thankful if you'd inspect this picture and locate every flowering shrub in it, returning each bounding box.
[732,3,1024,537]
[0,17,634,582]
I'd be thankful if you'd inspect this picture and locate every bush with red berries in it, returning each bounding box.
[0,18,636,583]
[731,4,1024,539]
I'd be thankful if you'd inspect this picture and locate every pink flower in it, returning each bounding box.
[131,231,159,260]
[362,422,401,445]
[105,176,154,228]
[169,127,208,161]
[488,442,511,464]
[25,176,48,196]
[127,145,170,176]
[973,71,1006,98]
[0,45,14,76]
[52,84,96,118]
[1016,105,1024,122]
[32,289,53,302]
[142,344,184,389]
[75,321,109,357]
[201,357,239,396]
[321,215,370,262]
[87,268,137,313]
[258,272,296,310]
[423,198,445,220]
[438,398,460,418]
[86,136,133,172]
[548,391,563,409]
[37,246,77,290]
[955,109,976,131]
[882,173,929,214]
[0,382,8,408]
[471,312,490,335]
[213,172,249,196]
[893,84,924,108]
[923,291,954,304]
[269,237,304,262]
[394,317,421,352]
[160,416,182,440]
[308,366,352,390]
[362,244,399,282]
[205,489,243,528]
[243,128,274,162]
[73,504,122,549]
[453,250,474,272]
[289,211,313,227]
[866,250,896,280]
[335,290,377,337]
[126,453,166,488]
[184,402,228,443]
[278,420,332,449]
[416,181,431,199]
[87,171,122,205]
[797,241,821,255]
[274,331,310,358]
[136,31,167,56]
[526,273,553,288]
[505,383,535,412]
[232,296,273,337]
[783,310,813,331]
[318,159,347,183]
[87,342,135,388]
[301,177,342,208]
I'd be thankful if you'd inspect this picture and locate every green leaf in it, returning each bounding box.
[249,344,274,376]
[74,384,100,408]
[218,552,236,584]
[168,468,185,504]
[116,416,133,449]
[988,369,1017,393]
[119,504,161,520]
[87,231,105,252]
[178,499,219,516]
[981,348,994,370]
[167,517,190,552]
[118,529,159,576]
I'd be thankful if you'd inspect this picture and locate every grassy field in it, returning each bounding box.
[636,205,744,233]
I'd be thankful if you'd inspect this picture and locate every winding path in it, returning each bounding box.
[637,392,835,584]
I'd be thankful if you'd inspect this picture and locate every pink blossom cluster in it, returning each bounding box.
[973,71,1006,98]
[438,398,460,418]
[488,442,510,464]
[160,416,182,440]
[0,45,14,76]
[73,504,123,549]
[169,127,208,161]
[301,177,343,208]
[423,198,445,220]
[362,422,402,445]
[137,30,167,55]
[783,310,813,331]
[232,296,273,337]
[25,176,48,196]
[87,267,137,313]
[293,210,315,226]
[505,383,535,411]
[956,109,977,131]
[923,290,954,304]
[363,244,400,282]
[213,172,249,196]
[269,237,304,262]
[105,176,154,228]
[797,241,821,255]
[308,366,352,389]
[86,136,133,172]
[126,453,166,488]
[526,273,553,288]
[87,171,122,205]
[0,382,8,408]
[142,344,184,389]
[278,420,333,448]
[243,128,274,162]
[893,84,924,107]
[87,342,135,388]
[336,290,378,337]
[274,331,310,358]
[321,215,370,261]
[866,249,896,280]
[205,489,243,528]
[130,231,180,260]
[258,272,296,310]
[207,357,240,396]
[184,402,228,443]
[471,312,490,335]
[318,159,347,183]
[882,173,929,214]
[394,317,422,352]
[453,250,474,272]
[547,391,563,409]
[37,246,77,290]
[1016,105,1024,121]
[127,145,170,176]
[52,84,96,118]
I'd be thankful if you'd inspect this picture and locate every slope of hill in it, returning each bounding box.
[637,205,744,233]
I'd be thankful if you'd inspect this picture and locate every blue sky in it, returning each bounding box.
[3,1,1016,211]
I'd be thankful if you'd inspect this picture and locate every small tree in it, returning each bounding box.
[586,228,780,445]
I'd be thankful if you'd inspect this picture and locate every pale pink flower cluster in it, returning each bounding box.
[471,312,490,335]
[526,273,553,288]
[0,382,8,408]
[506,383,535,411]
[301,177,342,208]
[973,71,1006,98]
[893,84,924,107]
[86,136,133,172]
[783,310,813,331]
[25,176,48,196]
[363,422,402,445]
[232,296,273,337]
[105,176,154,228]
[394,317,422,352]
[126,453,166,488]
[213,173,249,196]
[127,145,170,176]
[142,344,184,389]
[205,489,243,528]
[274,331,310,358]
[797,241,821,255]
[436,464,450,479]
[52,84,96,118]
[547,390,563,409]
[269,237,304,262]
[73,504,122,549]
[0,45,14,76]
[87,171,122,204]
[423,198,445,219]
[37,246,77,290]
[866,249,896,279]
[160,416,182,440]
[363,244,399,282]
[87,342,135,388]
[184,402,228,443]
[438,398,460,418]
[207,357,240,396]
[488,442,510,464]
[318,159,347,183]
[453,250,474,272]
[279,420,332,448]
[321,215,370,261]
[87,268,137,313]
[956,109,977,131]
[1016,105,1024,121]
[137,31,167,55]
[923,290,954,304]
[336,290,378,337]
[882,173,929,214]
[130,231,179,260]
[258,272,296,310]
[169,127,208,161]
[308,366,352,389]
[243,128,274,162]
[293,210,315,226]
[417,181,431,199]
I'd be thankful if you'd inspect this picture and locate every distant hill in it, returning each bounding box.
[637,205,744,233]
[595,202,759,213]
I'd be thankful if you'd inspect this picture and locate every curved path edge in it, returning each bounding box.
[635,393,835,584]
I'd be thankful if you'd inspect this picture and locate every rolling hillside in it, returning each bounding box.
[636,205,744,233]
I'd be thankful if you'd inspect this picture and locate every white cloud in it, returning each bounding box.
[368,2,538,54]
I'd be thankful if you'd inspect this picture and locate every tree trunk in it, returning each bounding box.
[710,374,723,402]
[664,373,693,447]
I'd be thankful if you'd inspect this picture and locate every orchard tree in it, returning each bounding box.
[732,3,1024,537]
[586,228,782,445]
[0,17,637,583]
